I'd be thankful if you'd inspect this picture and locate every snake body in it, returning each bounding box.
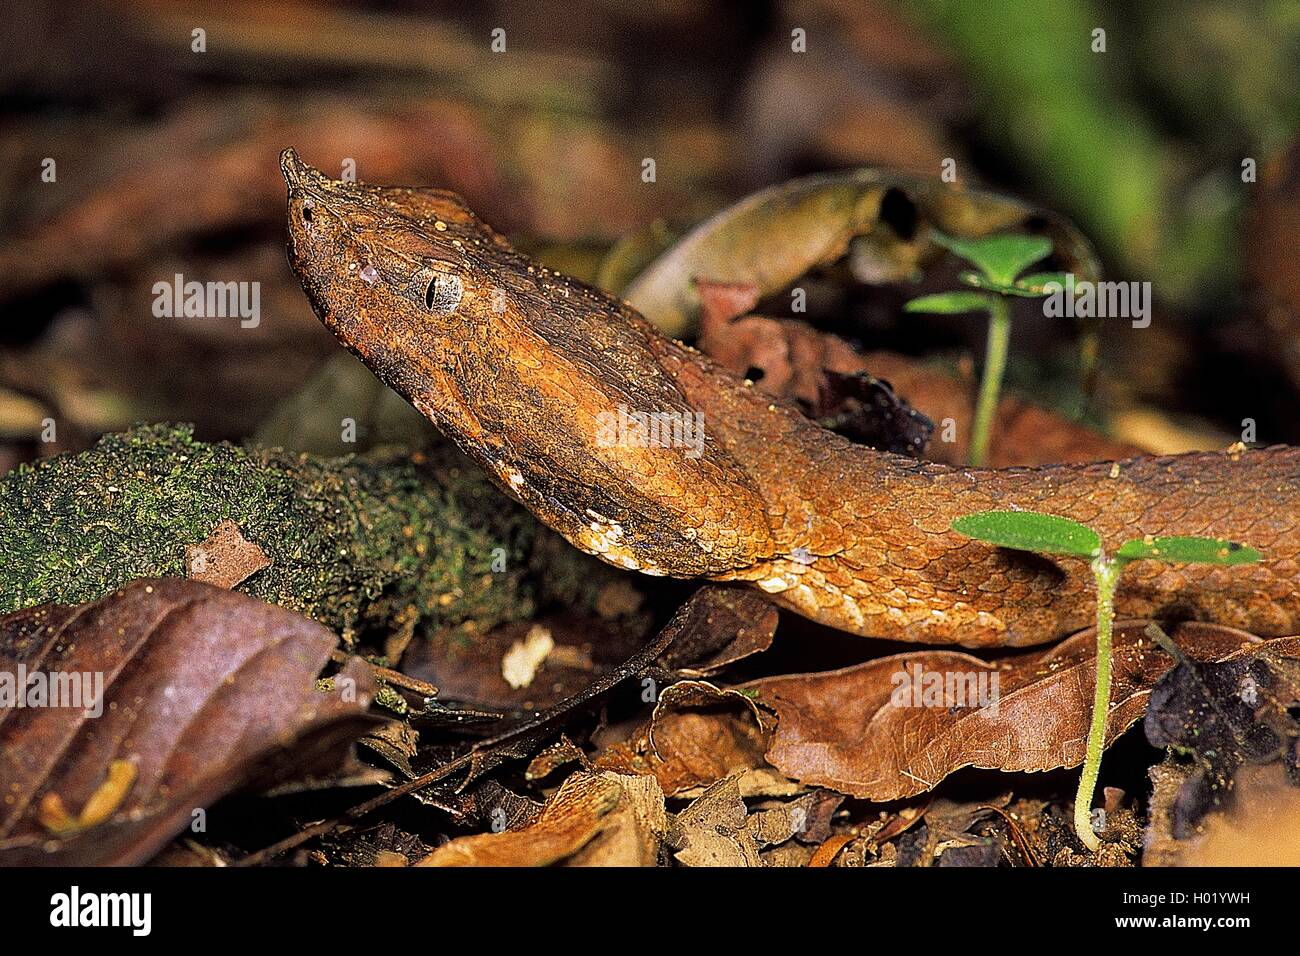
[281,150,1300,648]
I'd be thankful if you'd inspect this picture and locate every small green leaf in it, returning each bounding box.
[1015,271,1072,294]
[957,270,1048,298]
[951,510,1101,558]
[1114,536,1262,565]
[904,291,994,315]
[932,232,1053,287]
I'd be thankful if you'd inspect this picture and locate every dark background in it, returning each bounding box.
[2,0,1298,468]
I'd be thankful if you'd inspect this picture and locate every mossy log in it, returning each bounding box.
[0,423,619,643]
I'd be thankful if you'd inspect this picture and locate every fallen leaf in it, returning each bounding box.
[894,796,1007,868]
[358,720,420,779]
[860,351,1144,465]
[348,591,705,829]
[624,171,1100,338]
[935,843,1002,867]
[184,518,271,589]
[744,789,844,848]
[697,304,1140,466]
[747,622,1265,801]
[668,775,761,867]
[525,736,587,782]
[472,780,544,834]
[416,770,665,867]
[0,578,377,865]
[808,833,855,868]
[655,585,778,676]
[594,680,780,797]
[317,818,430,868]
[567,773,666,867]
[418,772,612,866]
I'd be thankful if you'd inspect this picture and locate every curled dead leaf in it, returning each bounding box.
[696,289,1140,466]
[595,679,784,798]
[417,770,666,867]
[624,171,1099,338]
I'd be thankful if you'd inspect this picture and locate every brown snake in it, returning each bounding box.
[280,150,1300,649]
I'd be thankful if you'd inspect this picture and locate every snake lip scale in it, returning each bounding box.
[281,149,1300,649]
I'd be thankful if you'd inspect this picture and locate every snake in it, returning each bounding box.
[279,149,1300,649]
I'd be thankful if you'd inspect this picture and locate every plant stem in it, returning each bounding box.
[969,296,1011,467]
[1074,555,1123,851]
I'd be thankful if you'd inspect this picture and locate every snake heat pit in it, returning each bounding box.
[281,149,1300,650]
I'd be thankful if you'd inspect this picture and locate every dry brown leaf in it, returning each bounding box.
[525,736,587,783]
[418,772,616,867]
[184,518,271,589]
[655,585,778,676]
[417,770,665,867]
[669,775,761,867]
[808,833,856,867]
[744,789,843,848]
[566,773,667,866]
[862,351,1146,466]
[594,680,781,798]
[0,578,377,865]
[746,622,1264,801]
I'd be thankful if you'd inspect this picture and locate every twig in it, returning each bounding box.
[330,649,438,698]
[236,596,692,866]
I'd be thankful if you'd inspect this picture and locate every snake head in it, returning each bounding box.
[281,148,774,576]
[281,148,503,426]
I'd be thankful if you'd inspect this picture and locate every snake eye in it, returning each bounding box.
[421,271,463,317]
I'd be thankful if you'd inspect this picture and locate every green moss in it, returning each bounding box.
[0,423,614,643]
[372,683,410,715]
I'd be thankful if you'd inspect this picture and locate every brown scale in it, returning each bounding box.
[281,150,1300,648]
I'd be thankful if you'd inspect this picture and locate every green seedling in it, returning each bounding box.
[950,509,1261,852]
[906,232,1068,467]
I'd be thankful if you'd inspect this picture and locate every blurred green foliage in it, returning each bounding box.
[902,0,1300,305]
